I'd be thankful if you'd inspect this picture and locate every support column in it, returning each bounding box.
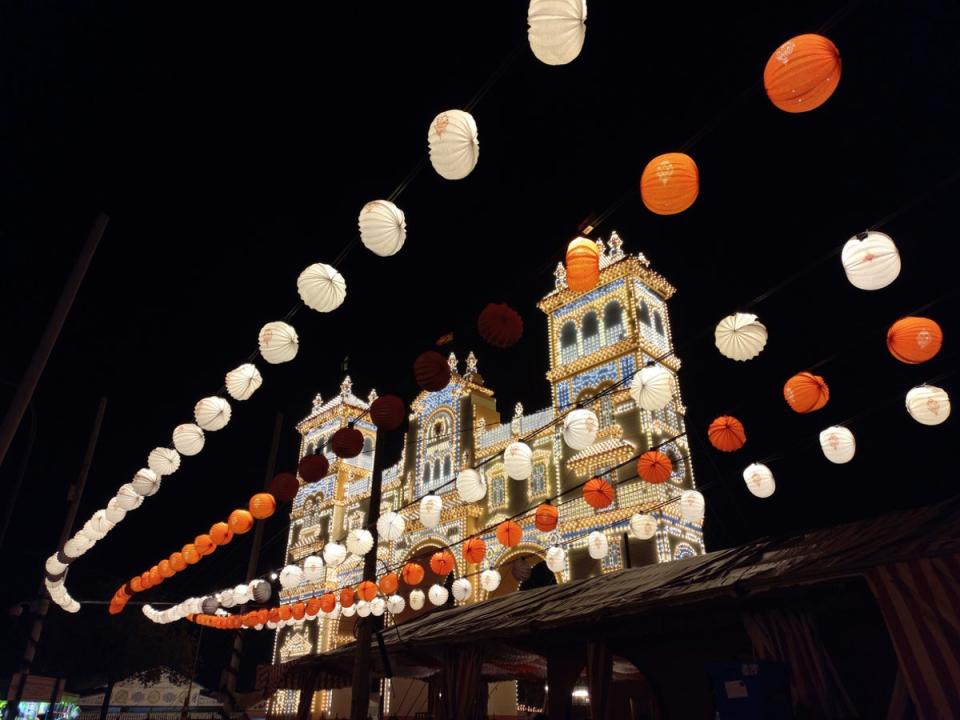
[546,647,586,720]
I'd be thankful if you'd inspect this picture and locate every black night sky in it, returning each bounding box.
[1,0,958,691]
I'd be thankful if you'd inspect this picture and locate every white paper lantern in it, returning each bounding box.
[115,484,143,511]
[279,565,304,589]
[504,442,533,480]
[266,620,278,629]
[819,426,856,464]
[346,528,374,556]
[258,321,299,364]
[452,578,472,602]
[629,513,658,540]
[408,589,425,611]
[131,468,161,497]
[323,542,347,567]
[906,385,951,426]
[679,490,705,523]
[148,447,180,476]
[82,517,106,542]
[742,463,776,498]
[340,602,356,617]
[419,495,442,528]
[562,408,599,450]
[370,597,386,617]
[250,579,272,604]
[376,511,406,541]
[225,363,263,401]
[841,231,901,291]
[303,555,325,582]
[90,510,115,537]
[714,313,768,362]
[545,546,566,573]
[105,499,127,524]
[356,600,371,618]
[528,0,587,66]
[64,537,88,558]
[428,110,479,180]
[194,396,231,432]
[172,423,205,456]
[297,263,347,313]
[64,599,81,614]
[386,594,406,614]
[480,568,502,593]
[359,200,406,257]
[75,527,98,547]
[45,555,68,575]
[587,531,608,559]
[455,469,486,503]
[233,584,252,605]
[218,589,236,608]
[428,584,449,606]
[628,365,674,410]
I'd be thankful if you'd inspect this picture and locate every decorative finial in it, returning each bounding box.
[466,351,478,375]
[595,238,607,258]
[340,376,353,398]
[608,231,624,262]
[367,388,378,404]
[513,402,524,419]
[312,393,323,410]
[554,261,568,290]
[447,352,458,374]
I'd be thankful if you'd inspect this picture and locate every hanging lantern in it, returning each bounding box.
[414,351,451,392]
[148,447,180,476]
[250,580,272,604]
[357,581,378,602]
[278,604,293,621]
[340,602,356,618]
[841,232,901,291]
[527,0,587,65]
[587,531,608,559]
[480,568,502,593]
[640,152,699,215]
[172,423,205,456]
[131,468,161,497]
[228,509,254,535]
[298,454,329,483]
[297,263,347,313]
[355,600,371,618]
[562,408,599,450]
[63,538,88,558]
[708,416,746,452]
[582,477,614,509]
[182,544,200,565]
[743,463,776,498]
[269,472,300,503]
[637,451,673,484]
[115,484,143,511]
[714,313,768,362]
[249,493,276,520]
[201,596,219,615]
[545,545,566,573]
[906,385,951,426]
[331,426,364,459]
[194,396,231,432]
[463,537,487,564]
[478,303,524,348]
[104,499,127,524]
[379,572,399,595]
[428,109,479,180]
[339,588,355,609]
[504,441,533,480]
[496,520,523,547]
[370,597,386,617]
[419,494,443,528]
[323,542,347,567]
[679,490,706,523]
[784,372,830,413]
[319,593,337,614]
[258,321,299,364]
[370,395,406,431]
[629,513,657,540]
[346,528,374,556]
[305,597,322,617]
[887,317,943,364]
[225,363,263,402]
[90,510,115,537]
[565,237,600,292]
[512,557,532,582]
[377,511,406,541]
[386,594,406,614]
[217,588,236,607]
[409,589,426,611]
[210,521,234,546]
[303,555,324,582]
[430,550,455,577]
[358,200,406,257]
[819,426,856,464]
[402,562,425,586]
[279,565,303,589]
[456,469,486,503]
[451,578,472,602]
[534,503,559,532]
[764,34,841,113]
[628,365,674,411]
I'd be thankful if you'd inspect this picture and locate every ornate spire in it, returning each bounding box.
[466,351,478,376]
[554,261,568,290]
[340,375,353,398]
[607,231,625,262]
[367,388,378,404]
[513,402,524,419]
[312,393,323,411]
[447,352,458,374]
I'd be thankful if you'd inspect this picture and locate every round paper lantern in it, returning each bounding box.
[323,542,347,567]
[478,303,524,348]
[456,469,486,503]
[331,426,364,459]
[340,602,356,617]
[402,562,425,586]
[90,510,115,537]
[637,451,673,484]
[218,588,236,607]
[414,351,450,392]
[358,200,406,257]
[528,0,587,66]
[228,509,254,535]
[45,555,67,575]
[419,495,442,528]
[347,528,374,556]
[715,313,768,362]
[819,426,856,464]
[565,237,600,292]
[194,396,231,432]
[582,477,614,509]
[906,385,951,426]
[370,395,406,431]
[355,600,371,618]
[148,447,180,476]
[629,365,674,411]
[297,263,346,315]
[132,468,161,497]
[764,34,841,113]
[278,603,293,621]
[279,565,303,589]
[887,317,943,364]
[370,597,386,617]
[210,521,234,546]
[201,596,219,615]
[303,555,325,582]
[225,363,263,401]
[172,423,205,456]
[386,594,406,614]
[182,544,200,564]
[305,597,322,617]
[319,593,337,614]
[357,581,378,602]
[250,579,272,604]
[512,557,532,582]
[588,531,608,559]
[63,538,87,558]
[545,545,566,573]
[452,578,472,602]
[629,513,657,540]
[640,153,699,215]
[104,499,127,524]
[115,484,143,511]
[679,490,705,523]
[463,537,487,564]
[195,534,216,556]
[270,472,300,503]
[258,321,299,364]
[428,110,479,180]
[379,572,399,595]
[841,232,901,291]
[496,520,523,547]
[430,550,455,577]
[249,493,277,520]
[428,584,449,606]
[339,588,355,608]
[409,589,426,611]
[535,503,559,532]
[504,442,533,480]
[377,511,406,541]
[563,408,599,450]
[708,416,746,452]
[743,463,775,498]
[81,518,106,542]
[784,372,830,413]
[480,568,502,592]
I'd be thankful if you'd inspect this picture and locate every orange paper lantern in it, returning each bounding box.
[429,550,455,577]
[169,551,187,572]
[278,605,292,621]
[257,608,270,625]
[228,509,254,535]
[565,237,600,292]
[130,576,143,593]
[582,478,614,509]
[158,560,174,578]
[495,520,523,548]
[268,608,281,623]
[140,571,153,589]
[194,534,215,556]
[887,317,943,364]
[764,34,841,113]
[339,588,355,608]
[182,544,200,565]
[463,537,487,564]
[640,152,699,215]
[319,593,336,613]
[249,493,277,520]
[638,451,673,484]
[784,372,830,413]
[707,416,746,452]
[402,562,425,586]
[210,521,234,546]
[357,581,378,602]
[306,597,322,616]
[534,503,559,532]
[149,566,163,586]
[291,602,306,621]
[379,572,399,595]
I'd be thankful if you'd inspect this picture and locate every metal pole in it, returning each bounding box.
[0,212,108,471]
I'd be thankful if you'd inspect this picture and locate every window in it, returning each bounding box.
[433,459,441,483]
[443,456,451,479]
[424,463,432,486]
[560,321,578,364]
[582,312,600,355]
[530,464,546,497]
[654,311,664,335]
[490,475,506,507]
[363,436,373,456]
[638,300,651,325]
[603,301,624,344]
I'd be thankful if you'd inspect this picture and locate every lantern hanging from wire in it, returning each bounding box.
[640,152,699,215]
[887,317,943,364]
[764,34,841,113]
[906,385,951,426]
[258,321,299,364]
[527,0,587,66]
[714,313,768,362]
[428,110,479,180]
[358,200,406,257]
[841,232,901,291]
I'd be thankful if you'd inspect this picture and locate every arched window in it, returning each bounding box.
[362,436,373,456]
[423,463,432,486]
[653,311,664,336]
[443,456,451,479]
[582,312,600,355]
[638,300,651,325]
[603,301,624,344]
[559,321,578,364]
[433,459,441,483]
